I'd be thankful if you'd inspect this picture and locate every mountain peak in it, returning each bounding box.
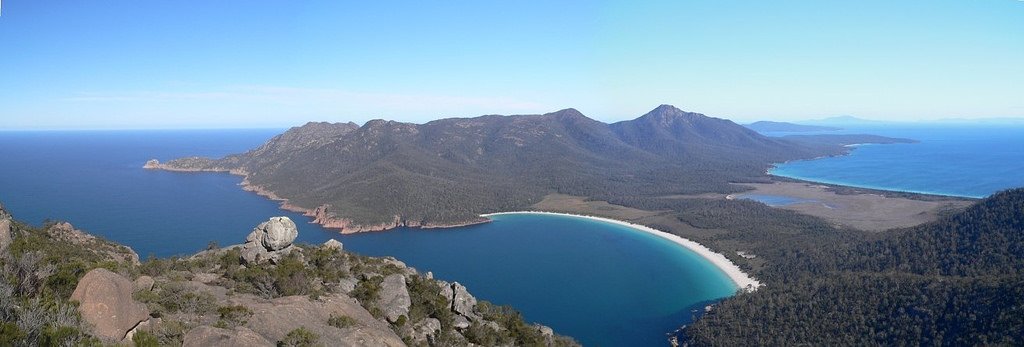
[636,104,708,124]
[546,108,586,118]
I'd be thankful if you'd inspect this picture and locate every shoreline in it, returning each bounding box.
[147,162,764,292]
[767,172,983,200]
[145,161,491,232]
[482,211,762,292]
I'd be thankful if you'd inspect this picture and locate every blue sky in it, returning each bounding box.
[1,1,1021,129]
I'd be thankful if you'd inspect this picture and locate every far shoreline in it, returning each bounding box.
[482,211,762,293]
[767,173,984,200]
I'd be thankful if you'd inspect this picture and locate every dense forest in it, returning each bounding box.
[669,189,1024,345]
[157,105,901,228]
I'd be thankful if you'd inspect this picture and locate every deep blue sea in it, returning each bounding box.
[765,124,1024,198]
[0,130,737,346]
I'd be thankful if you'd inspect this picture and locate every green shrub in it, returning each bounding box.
[132,330,160,347]
[216,305,253,328]
[273,253,311,296]
[351,276,383,304]
[406,275,452,326]
[0,322,26,346]
[278,327,320,347]
[327,314,358,329]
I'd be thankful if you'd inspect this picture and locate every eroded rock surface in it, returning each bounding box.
[71,268,151,341]
[183,326,274,347]
[378,274,412,323]
[0,204,12,252]
[243,294,406,347]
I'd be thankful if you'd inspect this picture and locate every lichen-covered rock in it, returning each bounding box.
[240,217,298,264]
[260,217,298,251]
[183,326,273,347]
[134,275,155,292]
[453,315,471,330]
[71,268,151,341]
[0,211,11,252]
[323,238,343,250]
[408,318,441,344]
[337,277,359,294]
[243,294,405,347]
[378,274,411,323]
[451,282,478,318]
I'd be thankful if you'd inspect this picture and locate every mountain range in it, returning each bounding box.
[150,105,900,232]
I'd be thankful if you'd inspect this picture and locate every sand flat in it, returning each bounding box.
[732,181,973,231]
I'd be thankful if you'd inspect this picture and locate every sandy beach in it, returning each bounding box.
[482,211,763,292]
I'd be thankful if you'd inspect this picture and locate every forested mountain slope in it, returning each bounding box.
[154,105,887,230]
[685,189,1024,345]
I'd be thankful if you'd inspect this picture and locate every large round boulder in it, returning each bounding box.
[259,217,298,251]
[71,268,151,341]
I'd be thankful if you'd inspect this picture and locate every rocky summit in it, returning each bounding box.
[0,210,579,346]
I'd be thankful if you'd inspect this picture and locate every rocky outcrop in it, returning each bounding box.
[450,282,478,318]
[440,281,478,319]
[0,204,12,252]
[323,238,343,250]
[71,268,151,341]
[240,217,298,264]
[404,318,441,343]
[134,275,155,292]
[46,222,140,264]
[308,204,490,234]
[378,274,412,323]
[183,326,274,347]
[242,294,406,347]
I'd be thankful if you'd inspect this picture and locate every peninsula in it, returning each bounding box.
[147,105,911,234]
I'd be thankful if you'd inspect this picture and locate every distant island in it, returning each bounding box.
[744,120,842,133]
[147,105,912,234]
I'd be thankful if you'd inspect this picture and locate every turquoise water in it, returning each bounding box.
[766,125,1024,198]
[342,214,737,346]
[0,130,738,345]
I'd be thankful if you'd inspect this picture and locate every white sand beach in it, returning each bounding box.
[481,211,763,292]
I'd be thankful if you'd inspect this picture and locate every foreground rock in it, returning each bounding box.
[183,326,273,347]
[2,211,576,347]
[0,204,12,252]
[71,268,151,341]
[242,294,405,347]
[241,216,298,264]
[378,274,411,323]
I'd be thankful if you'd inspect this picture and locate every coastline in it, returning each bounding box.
[146,160,763,291]
[482,211,762,292]
[768,171,984,199]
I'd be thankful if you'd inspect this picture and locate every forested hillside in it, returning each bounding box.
[682,189,1024,345]
[154,105,900,229]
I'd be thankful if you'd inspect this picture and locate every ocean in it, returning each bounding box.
[0,129,737,346]
[765,124,1024,198]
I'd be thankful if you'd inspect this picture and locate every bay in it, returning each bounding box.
[0,130,739,345]
[766,124,1024,198]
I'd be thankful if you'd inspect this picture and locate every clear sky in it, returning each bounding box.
[1,1,1022,129]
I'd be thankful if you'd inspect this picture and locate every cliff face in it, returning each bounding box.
[150,105,865,234]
